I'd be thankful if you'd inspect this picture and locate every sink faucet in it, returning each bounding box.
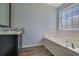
[66,40,68,47]
[71,43,75,49]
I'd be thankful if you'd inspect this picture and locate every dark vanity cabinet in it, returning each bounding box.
[0,3,22,56]
[0,34,22,56]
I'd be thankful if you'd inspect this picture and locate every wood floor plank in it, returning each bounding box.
[18,46,53,56]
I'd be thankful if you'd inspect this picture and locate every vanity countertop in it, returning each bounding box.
[0,31,22,35]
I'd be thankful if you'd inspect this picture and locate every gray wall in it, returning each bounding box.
[11,3,57,48]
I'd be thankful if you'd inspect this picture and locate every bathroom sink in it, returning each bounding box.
[0,31,22,35]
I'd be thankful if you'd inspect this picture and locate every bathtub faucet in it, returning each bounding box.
[71,43,75,49]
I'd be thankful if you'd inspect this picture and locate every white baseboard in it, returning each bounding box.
[22,43,43,48]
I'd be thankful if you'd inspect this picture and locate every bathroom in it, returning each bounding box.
[0,3,79,56]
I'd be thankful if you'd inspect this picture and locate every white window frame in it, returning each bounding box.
[59,4,79,30]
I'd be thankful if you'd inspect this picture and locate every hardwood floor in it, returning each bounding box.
[18,46,53,56]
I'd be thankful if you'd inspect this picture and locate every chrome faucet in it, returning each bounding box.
[71,43,75,49]
[66,40,68,47]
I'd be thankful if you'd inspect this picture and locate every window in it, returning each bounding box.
[59,4,79,30]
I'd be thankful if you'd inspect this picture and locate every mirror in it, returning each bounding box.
[0,3,11,27]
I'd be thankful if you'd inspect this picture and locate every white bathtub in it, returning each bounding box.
[43,33,79,56]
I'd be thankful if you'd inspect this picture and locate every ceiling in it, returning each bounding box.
[47,3,63,7]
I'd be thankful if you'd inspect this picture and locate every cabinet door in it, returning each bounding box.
[0,35,18,56]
